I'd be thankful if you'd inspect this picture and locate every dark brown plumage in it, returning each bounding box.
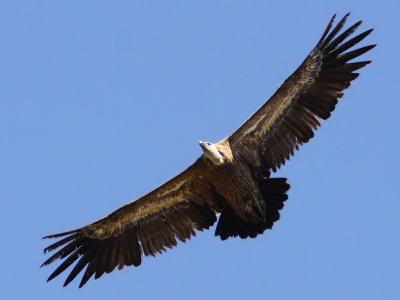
[42,13,375,287]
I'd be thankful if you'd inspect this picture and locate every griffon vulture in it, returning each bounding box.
[42,13,375,287]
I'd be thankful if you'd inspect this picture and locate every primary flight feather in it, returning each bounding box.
[42,13,375,287]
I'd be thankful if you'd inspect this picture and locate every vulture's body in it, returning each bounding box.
[42,14,375,288]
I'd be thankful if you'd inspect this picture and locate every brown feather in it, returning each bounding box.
[228,14,374,172]
[320,13,350,48]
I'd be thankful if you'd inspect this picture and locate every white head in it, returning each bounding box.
[199,141,224,165]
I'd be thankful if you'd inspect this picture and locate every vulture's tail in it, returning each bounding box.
[215,178,290,240]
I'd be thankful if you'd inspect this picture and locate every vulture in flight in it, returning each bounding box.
[42,13,375,287]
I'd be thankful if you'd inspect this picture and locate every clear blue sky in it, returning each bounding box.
[1,1,399,299]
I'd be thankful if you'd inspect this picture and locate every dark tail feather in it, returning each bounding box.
[215,178,290,240]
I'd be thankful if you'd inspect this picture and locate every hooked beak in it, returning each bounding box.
[198,141,205,149]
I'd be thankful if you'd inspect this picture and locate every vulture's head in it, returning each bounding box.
[199,141,224,165]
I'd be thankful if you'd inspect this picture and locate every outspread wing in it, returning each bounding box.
[41,159,221,288]
[227,14,375,172]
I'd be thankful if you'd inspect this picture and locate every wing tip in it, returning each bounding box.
[42,229,79,240]
[318,13,370,49]
[63,280,71,288]
[47,273,56,282]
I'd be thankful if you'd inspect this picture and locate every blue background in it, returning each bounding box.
[1,1,399,299]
